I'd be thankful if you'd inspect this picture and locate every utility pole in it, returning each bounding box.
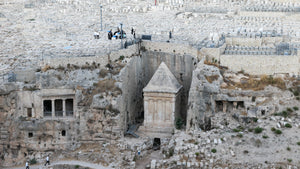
[120,23,123,49]
[100,5,103,31]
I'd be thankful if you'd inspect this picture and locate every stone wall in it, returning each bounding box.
[220,54,300,76]
[141,41,200,59]
[226,37,284,47]
[41,45,137,69]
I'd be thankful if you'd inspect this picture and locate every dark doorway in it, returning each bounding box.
[27,108,32,117]
[55,99,63,117]
[153,138,161,151]
[66,99,74,116]
[61,130,66,136]
[43,100,52,117]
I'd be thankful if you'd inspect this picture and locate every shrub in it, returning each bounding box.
[237,134,243,138]
[211,149,217,153]
[175,118,184,130]
[282,111,288,117]
[233,128,240,132]
[254,127,263,134]
[195,152,200,156]
[275,129,282,135]
[297,142,300,146]
[119,55,124,60]
[293,106,299,111]
[287,159,292,163]
[248,128,253,132]
[262,135,268,139]
[287,147,291,151]
[271,127,276,132]
[253,117,258,122]
[285,123,292,128]
[29,158,37,165]
[293,90,299,96]
[286,108,293,112]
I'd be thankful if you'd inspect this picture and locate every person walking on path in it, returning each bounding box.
[44,155,50,166]
[25,161,29,169]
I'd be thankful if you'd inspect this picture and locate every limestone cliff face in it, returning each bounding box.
[186,61,223,130]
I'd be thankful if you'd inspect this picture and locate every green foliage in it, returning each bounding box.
[175,118,184,130]
[262,135,269,139]
[119,55,124,60]
[75,165,80,168]
[253,117,258,122]
[297,142,300,146]
[274,129,282,135]
[287,159,292,163]
[293,106,299,111]
[29,158,37,165]
[237,134,243,138]
[211,148,217,153]
[286,108,293,112]
[293,90,299,96]
[232,128,240,132]
[287,147,291,151]
[233,126,244,132]
[195,152,200,156]
[254,127,263,134]
[285,123,292,128]
[271,127,276,132]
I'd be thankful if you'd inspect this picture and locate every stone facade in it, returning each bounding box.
[140,62,182,137]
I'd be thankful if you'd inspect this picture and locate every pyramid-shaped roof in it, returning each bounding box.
[143,62,182,93]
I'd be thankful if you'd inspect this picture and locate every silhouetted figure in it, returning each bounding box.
[169,31,172,39]
[131,27,134,34]
[108,30,113,40]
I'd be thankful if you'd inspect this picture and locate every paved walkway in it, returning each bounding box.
[5,160,112,169]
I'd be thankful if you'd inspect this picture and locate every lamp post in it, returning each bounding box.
[100,5,103,31]
[120,23,123,49]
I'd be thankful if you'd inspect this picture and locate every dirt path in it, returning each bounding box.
[4,160,112,169]
[135,150,163,169]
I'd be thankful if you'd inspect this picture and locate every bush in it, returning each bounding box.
[293,106,299,111]
[282,111,288,117]
[287,147,291,151]
[271,127,276,132]
[211,148,217,153]
[287,159,292,163]
[233,128,241,132]
[119,55,124,60]
[286,108,293,112]
[297,142,300,146]
[285,123,292,128]
[29,158,37,165]
[195,152,200,156]
[254,127,263,134]
[262,135,269,139]
[274,129,282,135]
[237,134,243,138]
[175,118,184,130]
